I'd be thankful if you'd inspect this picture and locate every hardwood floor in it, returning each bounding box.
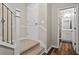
[48,41,77,55]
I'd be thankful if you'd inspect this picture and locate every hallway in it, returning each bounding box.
[48,41,77,55]
[0,3,79,55]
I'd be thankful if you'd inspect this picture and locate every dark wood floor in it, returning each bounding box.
[48,41,77,55]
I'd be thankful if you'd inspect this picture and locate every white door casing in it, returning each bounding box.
[59,6,78,52]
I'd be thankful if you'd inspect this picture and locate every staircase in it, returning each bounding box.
[0,3,45,55]
[0,3,15,49]
[20,39,44,55]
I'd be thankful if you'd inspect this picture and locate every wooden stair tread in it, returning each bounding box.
[20,39,40,54]
[22,45,44,55]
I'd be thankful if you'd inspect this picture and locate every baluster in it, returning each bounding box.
[2,3,5,42]
[2,3,15,45]
[7,8,9,43]
[11,12,13,44]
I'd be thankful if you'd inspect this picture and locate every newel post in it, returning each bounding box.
[14,9,21,55]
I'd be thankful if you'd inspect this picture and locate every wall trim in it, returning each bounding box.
[45,44,59,53]
[51,45,59,48]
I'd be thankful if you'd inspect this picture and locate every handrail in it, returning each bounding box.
[2,3,15,15]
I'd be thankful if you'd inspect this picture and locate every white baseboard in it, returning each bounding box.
[61,38,72,42]
[47,46,52,52]
[51,45,59,48]
[43,44,59,53]
[45,45,53,53]
[40,49,45,55]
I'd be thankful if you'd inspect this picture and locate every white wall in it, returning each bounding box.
[25,3,51,51]
[47,4,52,49]
[25,3,48,50]
[23,3,51,51]
[25,3,39,41]
[39,3,47,49]
[39,3,53,51]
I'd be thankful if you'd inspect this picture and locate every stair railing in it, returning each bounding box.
[1,3,21,55]
[1,3,15,44]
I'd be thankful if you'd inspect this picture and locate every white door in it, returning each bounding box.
[26,4,39,41]
[61,7,76,51]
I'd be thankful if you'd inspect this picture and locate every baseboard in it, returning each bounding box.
[47,46,52,53]
[61,39,72,42]
[51,45,59,48]
[45,45,53,53]
[40,49,45,55]
[44,44,59,53]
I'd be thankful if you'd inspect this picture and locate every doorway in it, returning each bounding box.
[58,6,78,53]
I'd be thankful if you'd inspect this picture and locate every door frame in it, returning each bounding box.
[57,5,79,54]
[75,5,79,54]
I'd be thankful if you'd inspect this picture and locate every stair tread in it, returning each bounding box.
[22,45,44,55]
[20,39,40,54]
